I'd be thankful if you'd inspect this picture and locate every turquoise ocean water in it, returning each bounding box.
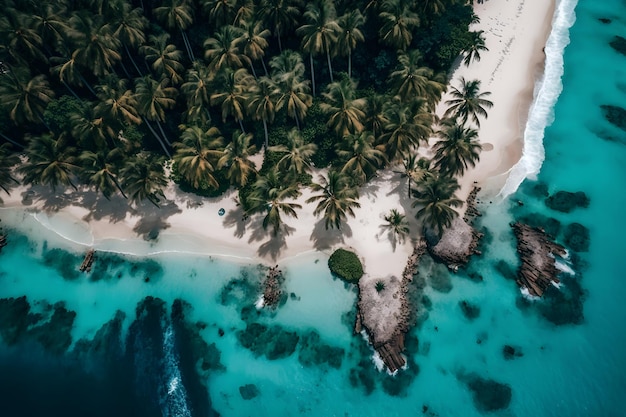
[1,0,626,415]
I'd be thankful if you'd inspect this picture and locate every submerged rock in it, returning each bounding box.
[0,296,32,345]
[518,213,561,238]
[239,384,260,400]
[502,344,524,360]
[459,301,480,320]
[609,35,626,57]
[545,191,590,213]
[237,323,299,360]
[539,279,586,325]
[298,330,344,369]
[601,104,626,132]
[563,222,590,252]
[465,374,512,412]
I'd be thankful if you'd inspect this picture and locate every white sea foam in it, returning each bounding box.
[520,287,541,301]
[499,0,579,198]
[255,295,265,309]
[162,325,192,417]
[555,260,576,276]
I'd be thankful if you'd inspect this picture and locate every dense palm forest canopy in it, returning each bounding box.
[0,0,489,234]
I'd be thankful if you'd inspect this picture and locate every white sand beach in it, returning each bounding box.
[0,0,556,278]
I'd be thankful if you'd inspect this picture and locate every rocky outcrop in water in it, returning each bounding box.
[355,240,427,373]
[609,35,626,56]
[428,186,483,268]
[512,222,567,297]
[261,265,284,308]
[0,234,7,252]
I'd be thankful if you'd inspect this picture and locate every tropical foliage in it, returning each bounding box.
[0,0,485,237]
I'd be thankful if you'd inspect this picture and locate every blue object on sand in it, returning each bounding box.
[218,208,225,216]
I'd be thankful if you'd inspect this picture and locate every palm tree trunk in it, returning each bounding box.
[261,58,268,76]
[0,132,24,149]
[120,60,132,79]
[181,30,195,62]
[262,118,269,148]
[408,176,411,198]
[142,117,171,158]
[79,73,97,97]
[325,41,334,83]
[155,120,172,146]
[61,80,82,101]
[249,61,258,79]
[238,118,246,133]
[109,173,128,199]
[309,53,316,96]
[277,28,283,52]
[294,113,300,130]
[125,44,143,76]
[348,50,352,79]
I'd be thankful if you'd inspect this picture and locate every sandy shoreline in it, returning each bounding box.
[0,0,556,278]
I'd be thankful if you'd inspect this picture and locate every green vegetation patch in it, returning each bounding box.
[328,248,364,283]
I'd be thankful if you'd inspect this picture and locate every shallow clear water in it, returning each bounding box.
[2,0,626,415]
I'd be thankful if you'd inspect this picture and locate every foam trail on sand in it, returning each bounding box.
[499,0,579,198]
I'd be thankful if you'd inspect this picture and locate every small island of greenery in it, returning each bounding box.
[328,248,363,283]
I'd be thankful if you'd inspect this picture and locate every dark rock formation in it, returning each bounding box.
[237,323,299,360]
[464,374,512,412]
[239,384,260,400]
[262,265,284,308]
[609,35,626,57]
[564,222,590,252]
[511,223,567,297]
[598,17,612,24]
[459,300,480,320]
[601,104,626,132]
[428,186,484,268]
[355,240,427,373]
[503,344,524,360]
[545,191,590,213]
[297,330,344,369]
[518,213,561,238]
[79,249,95,273]
[0,234,7,252]
[494,260,517,281]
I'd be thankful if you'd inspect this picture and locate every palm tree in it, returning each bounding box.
[0,143,20,203]
[232,0,256,26]
[257,0,301,52]
[20,134,79,191]
[140,33,185,85]
[50,53,93,97]
[0,8,46,65]
[462,31,488,67]
[296,0,340,94]
[433,121,482,177]
[181,62,214,126]
[153,0,196,61]
[246,76,280,147]
[412,175,462,237]
[68,12,122,78]
[444,77,494,128]
[0,69,55,125]
[210,68,252,132]
[203,25,247,73]
[268,127,318,176]
[419,0,447,16]
[120,151,167,207]
[248,168,302,236]
[234,20,271,77]
[380,98,432,163]
[134,75,178,156]
[94,77,142,127]
[320,77,367,137]
[31,3,71,56]
[79,147,127,199]
[335,10,365,79]
[389,50,445,107]
[273,61,312,130]
[363,92,389,140]
[381,208,410,250]
[70,103,116,150]
[201,0,236,28]
[306,171,360,230]
[399,153,435,197]
[173,126,224,190]
[336,130,386,185]
[217,130,257,187]
[105,4,148,76]
[378,0,420,51]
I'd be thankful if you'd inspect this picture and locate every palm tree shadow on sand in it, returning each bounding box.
[132,200,181,240]
[309,219,352,251]
[256,224,296,261]
[221,204,247,239]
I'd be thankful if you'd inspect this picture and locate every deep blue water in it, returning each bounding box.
[2,0,626,415]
